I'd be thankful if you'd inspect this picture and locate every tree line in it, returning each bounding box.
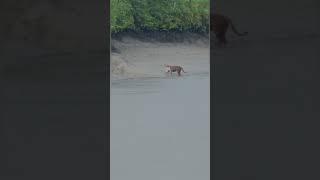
[111,0,209,34]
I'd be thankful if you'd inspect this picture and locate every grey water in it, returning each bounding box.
[111,72,210,180]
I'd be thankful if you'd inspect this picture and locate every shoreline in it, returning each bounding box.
[111,31,209,51]
[110,31,210,80]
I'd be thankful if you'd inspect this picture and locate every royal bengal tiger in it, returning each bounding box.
[211,13,248,47]
[164,64,186,76]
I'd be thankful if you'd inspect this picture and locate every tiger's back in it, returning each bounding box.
[210,13,248,46]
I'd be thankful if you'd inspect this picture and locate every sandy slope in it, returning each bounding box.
[111,35,210,80]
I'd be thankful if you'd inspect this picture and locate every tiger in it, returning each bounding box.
[164,64,186,76]
[211,13,248,47]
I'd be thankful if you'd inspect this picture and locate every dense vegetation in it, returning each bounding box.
[111,0,209,34]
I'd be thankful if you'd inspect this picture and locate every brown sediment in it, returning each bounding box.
[111,32,210,80]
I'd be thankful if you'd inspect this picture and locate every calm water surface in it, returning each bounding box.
[111,72,210,180]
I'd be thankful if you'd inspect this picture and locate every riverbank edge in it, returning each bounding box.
[111,31,209,52]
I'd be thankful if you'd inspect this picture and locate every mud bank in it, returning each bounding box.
[111,32,209,80]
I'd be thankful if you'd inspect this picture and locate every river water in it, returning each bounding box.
[110,39,210,180]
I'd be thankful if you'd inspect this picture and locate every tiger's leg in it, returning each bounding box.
[216,33,224,47]
[221,34,227,48]
[217,32,227,47]
[221,23,229,47]
[222,31,228,46]
[213,32,220,47]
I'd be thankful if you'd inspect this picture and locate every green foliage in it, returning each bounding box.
[111,0,134,33]
[111,0,209,33]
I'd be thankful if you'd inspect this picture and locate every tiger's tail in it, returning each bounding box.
[227,18,248,36]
